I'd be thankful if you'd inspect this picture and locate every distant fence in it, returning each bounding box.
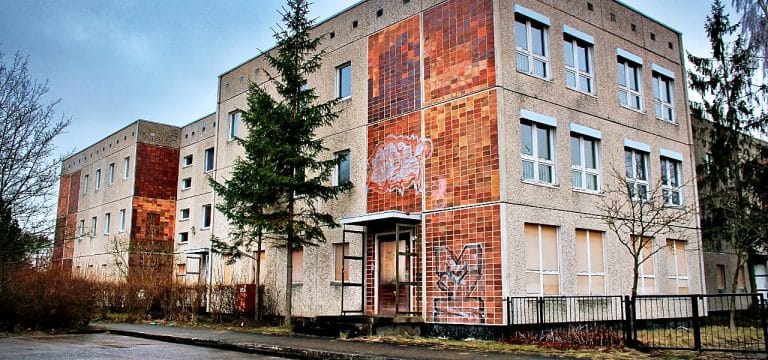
[506,293,768,353]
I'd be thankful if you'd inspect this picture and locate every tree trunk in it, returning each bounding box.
[285,200,294,328]
[254,236,262,321]
[730,251,744,331]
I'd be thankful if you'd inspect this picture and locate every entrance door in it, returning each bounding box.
[377,231,412,316]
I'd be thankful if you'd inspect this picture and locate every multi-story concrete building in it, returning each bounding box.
[55,0,704,329]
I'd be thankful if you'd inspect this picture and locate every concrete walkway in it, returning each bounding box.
[93,322,547,359]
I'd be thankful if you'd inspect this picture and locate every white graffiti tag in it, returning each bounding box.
[368,135,433,194]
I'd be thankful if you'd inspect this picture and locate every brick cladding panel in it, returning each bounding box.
[134,143,179,199]
[367,15,421,123]
[424,205,502,325]
[54,171,79,266]
[366,112,424,213]
[423,0,495,105]
[129,196,175,279]
[424,90,499,209]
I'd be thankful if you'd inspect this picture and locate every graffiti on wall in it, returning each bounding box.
[368,135,433,194]
[433,243,486,322]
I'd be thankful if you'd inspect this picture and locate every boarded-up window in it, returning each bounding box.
[716,264,726,291]
[334,243,350,281]
[292,248,304,283]
[575,229,605,295]
[525,223,559,295]
[177,263,186,280]
[737,266,747,291]
[637,236,655,294]
[666,240,688,294]
[253,250,266,284]
[379,233,409,285]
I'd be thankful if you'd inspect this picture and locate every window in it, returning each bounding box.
[204,148,215,172]
[292,247,304,283]
[660,156,682,206]
[524,224,559,295]
[95,169,101,189]
[563,31,594,94]
[178,232,189,243]
[336,62,351,99]
[515,13,549,79]
[637,237,655,294]
[667,240,688,294]
[334,243,350,282]
[90,216,97,237]
[119,209,126,232]
[78,220,85,238]
[576,230,605,295]
[617,51,643,111]
[181,178,192,190]
[625,147,650,200]
[123,156,130,179]
[228,112,240,141]
[83,175,89,194]
[201,204,212,229]
[334,150,350,186]
[716,264,726,292]
[571,133,599,192]
[521,119,555,184]
[107,163,115,185]
[652,65,675,122]
[103,213,110,235]
[737,267,747,291]
[182,155,193,167]
[180,208,190,220]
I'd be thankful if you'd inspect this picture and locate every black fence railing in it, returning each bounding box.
[505,293,768,353]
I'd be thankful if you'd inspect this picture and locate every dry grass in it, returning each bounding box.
[636,325,765,353]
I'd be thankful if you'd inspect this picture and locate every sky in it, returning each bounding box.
[0,0,727,160]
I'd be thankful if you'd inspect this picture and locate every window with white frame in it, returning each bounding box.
[83,175,89,194]
[182,154,193,167]
[228,112,240,141]
[625,146,650,200]
[660,156,682,206]
[123,156,130,179]
[617,50,643,111]
[576,229,605,295]
[95,169,101,189]
[178,232,189,243]
[204,148,215,172]
[637,236,656,294]
[515,11,550,79]
[107,163,115,185]
[667,239,689,294]
[571,133,599,192]
[201,204,212,229]
[90,216,97,238]
[524,223,559,295]
[78,219,85,238]
[181,178,192,190]
[180,208,190,220]
[336,62,351,99]
[521,119,555,184]
[653,72,674,122]
[119,209,126,232]
[103,213,110,235]
[334,150,350,186]
[563,28,594,94]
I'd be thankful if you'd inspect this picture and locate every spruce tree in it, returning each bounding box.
[689,0,768,328]
[210,0,351,326]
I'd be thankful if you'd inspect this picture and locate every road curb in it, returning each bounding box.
[95,327,400,360]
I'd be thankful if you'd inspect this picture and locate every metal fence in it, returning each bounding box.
[505,293,768,353]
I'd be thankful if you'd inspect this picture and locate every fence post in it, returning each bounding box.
[623,295,634,346]
[691,295,701,351]
[761,295,768,352]
[537,297,545,325]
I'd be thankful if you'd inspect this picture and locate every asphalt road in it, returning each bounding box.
[0,333,287,359]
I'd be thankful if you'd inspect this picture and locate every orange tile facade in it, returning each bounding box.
[135,143,180,199]
[53,171,79,268]
[365,0,501,325]
[422,0,496,105]
[129,196,176,279]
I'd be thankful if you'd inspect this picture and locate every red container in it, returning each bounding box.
[236,284,256,314]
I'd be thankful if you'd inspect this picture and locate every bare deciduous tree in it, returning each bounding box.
[593,167,693,298]
[0,48,70,235]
